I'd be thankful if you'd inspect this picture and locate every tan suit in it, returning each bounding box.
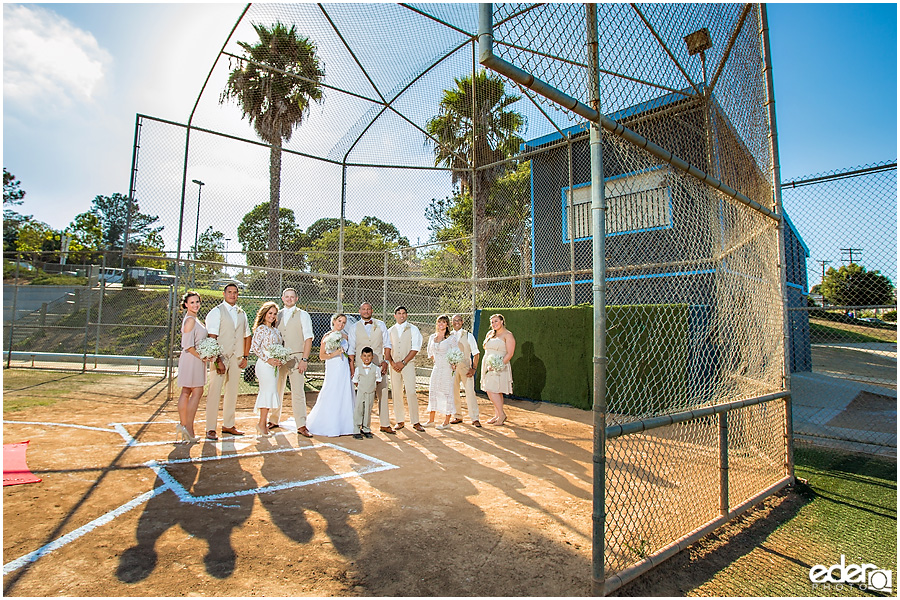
[204,303,249,431]
[452,328,480,422]
[272,307,313,427]
[389,323,420,424]
[351,320,391,427]
[353,364,380,433]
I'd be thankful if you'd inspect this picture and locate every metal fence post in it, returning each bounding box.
[567,134,576,305]
[383,250,389,320]
[719,411,729,516]
[6,255,21,369]
[94,254,106,367]
[338,163,347,312]
[586,3,608,595]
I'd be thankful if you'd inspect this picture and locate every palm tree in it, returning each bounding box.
[221,21,324,292]
[426,71,525,280]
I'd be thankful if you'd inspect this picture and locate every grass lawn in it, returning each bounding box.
[810,319,897,344]
[2,370,111,412]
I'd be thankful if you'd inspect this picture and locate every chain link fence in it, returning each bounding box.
[3,3,896,594]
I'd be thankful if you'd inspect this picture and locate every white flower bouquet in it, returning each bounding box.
[323,331,344,354]
[486,354,505,372]
[446,348,464,368]
[196,338,222,360]
[268,344,292,362]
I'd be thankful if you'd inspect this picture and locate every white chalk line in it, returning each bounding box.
[3,420,118,433]
[3,433,398,575]
[2,485,170,575]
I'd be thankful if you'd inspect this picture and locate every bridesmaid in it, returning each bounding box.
[176,291,209,443]
[425,314,460,430]
[250,301,285,437]
[480,313,515,426]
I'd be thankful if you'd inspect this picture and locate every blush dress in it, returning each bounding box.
[178,315,208,388]
[481,336,513,394]
[306,334,357,437]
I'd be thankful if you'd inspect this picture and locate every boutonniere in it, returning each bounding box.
[236,307,244,314]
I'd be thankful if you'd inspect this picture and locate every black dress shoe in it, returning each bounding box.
[352,433,364,439]
[363,431,374,438]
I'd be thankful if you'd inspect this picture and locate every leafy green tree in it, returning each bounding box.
[191,226,226,279]
[221,21,325,291]
[63,212,104,263]
[821,263,894,307]
[237,202,309,268]
[87,193,163,252]
[16,220,60,253]
[360,216,410,247]
[3,168,31,251]
[425,71,525,279]
[307,221,405,276]
[306,217,342,244]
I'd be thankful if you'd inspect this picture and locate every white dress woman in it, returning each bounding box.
[306,314,357,437]
[250,302,285,437]
[426,315,459,429]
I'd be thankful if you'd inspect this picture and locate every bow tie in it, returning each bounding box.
[364,320,372,325]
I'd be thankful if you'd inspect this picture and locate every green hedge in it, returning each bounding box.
[475,304,689,413]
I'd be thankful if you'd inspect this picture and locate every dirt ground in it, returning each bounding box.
[3,371,791,597]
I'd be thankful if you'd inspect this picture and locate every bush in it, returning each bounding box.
[883,310,897,322]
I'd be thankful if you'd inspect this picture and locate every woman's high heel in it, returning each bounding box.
[256,424,271,437]
[487,416,498,424]
[493,415,507,426]
[175,424,189,443]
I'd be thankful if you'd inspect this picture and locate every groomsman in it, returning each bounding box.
[271,288,314,438]
[385,306,425,432]
[203,282,252,441]
[348,302,395,434]
[450,313,481,427]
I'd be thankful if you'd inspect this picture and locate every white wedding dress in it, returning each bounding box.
[306,336,357,436]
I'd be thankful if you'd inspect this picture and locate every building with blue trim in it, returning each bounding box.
[525,89,811,372]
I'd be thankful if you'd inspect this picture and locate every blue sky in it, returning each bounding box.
[3,2,897,280]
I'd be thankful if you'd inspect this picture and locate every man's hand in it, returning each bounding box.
[297,360,309,374]
[238,357,248,369]
[467,368,476,378]
[380,361,389,375]
[215,358,226,375]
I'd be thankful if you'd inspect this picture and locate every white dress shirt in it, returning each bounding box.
[347,318,392,356]
[205,301,251,337]
[280,306,314,341]
[351,363,383,384]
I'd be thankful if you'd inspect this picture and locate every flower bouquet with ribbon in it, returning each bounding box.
[445,347,464,370]
[486,354,505,373]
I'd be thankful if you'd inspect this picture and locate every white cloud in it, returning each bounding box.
[3,4,112,111]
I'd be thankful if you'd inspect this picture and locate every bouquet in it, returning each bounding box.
[267,344,292,362]
[445,348,464,369]
[486,354,505,373]
[323,331,344,354]
[196,338,222,360]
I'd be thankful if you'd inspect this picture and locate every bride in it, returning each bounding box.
[306,313,357,437]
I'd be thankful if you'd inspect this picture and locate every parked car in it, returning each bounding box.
[97,267,124,283]
[858,317,887,325]
[127,267,175,286]
[211,278,246,290]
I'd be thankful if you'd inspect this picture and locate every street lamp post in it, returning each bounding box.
[191,179,205,288]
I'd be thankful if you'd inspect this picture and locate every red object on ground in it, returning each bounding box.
[3,441,42,486]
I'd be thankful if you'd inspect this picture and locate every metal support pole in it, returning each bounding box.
[81,286,92,373]
[567,134,577,305]
[94,255,106,368]
[760,4,794,480]
[123,115,141,270]
[471,38,479,312]
[719,411,729,516]
[383,250,389,321]
[338,163,347,312]
[586,4,608,596]
[6,257,20,369]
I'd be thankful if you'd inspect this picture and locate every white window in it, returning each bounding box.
[563,168,671,241]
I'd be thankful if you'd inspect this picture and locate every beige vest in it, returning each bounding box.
[390,324,414,363]
[278,307,308,352]
[354,320,384,365]
[455,328,473,369]
[356,365,379,394]
[215,304,245,359]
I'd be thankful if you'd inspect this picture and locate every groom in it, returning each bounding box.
[271,288,314,438]
[450,313,481,427]
[203,282,252,441]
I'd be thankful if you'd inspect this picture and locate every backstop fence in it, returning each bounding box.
[2,3,896,594]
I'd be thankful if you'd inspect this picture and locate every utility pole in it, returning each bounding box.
[816,260,831,307]
[840,248,863,264]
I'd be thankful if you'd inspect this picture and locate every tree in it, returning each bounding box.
[360,216,410,247]
[306,217,342,244]
[237,202,309,268]
[425,71,525,279]
[64,212,104,263]
[4,168,31,251]
[16,220,59,253]
[87,193,163,252]
[307,221,405,277]
[221,21,325,292]
[191,226,226,279]
[821,263,894,307]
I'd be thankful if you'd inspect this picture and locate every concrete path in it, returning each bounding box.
[791,371,896,459]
